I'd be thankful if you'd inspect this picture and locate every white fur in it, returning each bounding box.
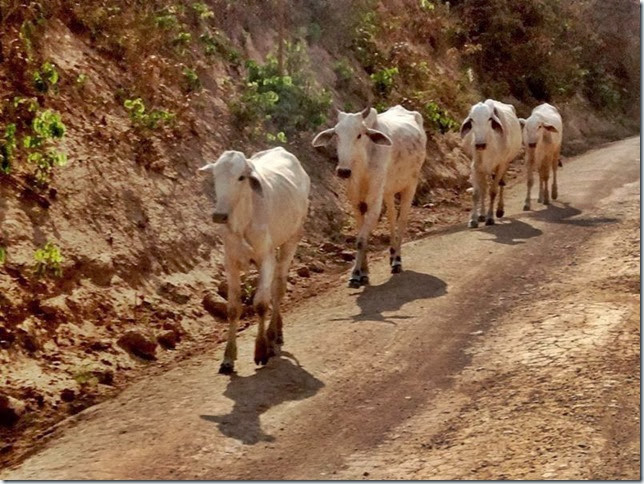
[313,105,426,284]
[460,99,522,227]
[519,103,563,209]
[200,147,310,372]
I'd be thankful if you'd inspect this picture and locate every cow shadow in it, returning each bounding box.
[334,270,447,324]
[528,202,619,227]
[200,357,323,445]
[480,218,543,246]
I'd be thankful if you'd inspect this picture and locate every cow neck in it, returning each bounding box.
[227,185,253,236]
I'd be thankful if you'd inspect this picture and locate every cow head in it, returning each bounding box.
[312,106,392,179]
[460,102,503,151]
[520,116,559,150]
[198,151,263,224]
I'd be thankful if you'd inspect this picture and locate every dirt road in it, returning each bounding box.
[2,137,640,480]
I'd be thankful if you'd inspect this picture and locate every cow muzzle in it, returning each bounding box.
[528,142,537,149]
[336,168,352,179]
[212,212,229,224]
[475,143,487,151]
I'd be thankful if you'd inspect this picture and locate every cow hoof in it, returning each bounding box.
[268,344,281,359]
[391,264,402,274]
[468,220,479,229]
[485,218,495,226]
[478,215,486,222]
[254,356,269,366]
[523,204,531,211]
[360,275,370,285]
[348,278,361,289]
[496,209,504,218]
[543,199,550,206]
[219,362,234,375]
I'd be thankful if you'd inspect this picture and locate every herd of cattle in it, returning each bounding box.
[199,99,564,374]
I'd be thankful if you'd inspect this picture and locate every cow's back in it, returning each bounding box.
[374,105,427,195]
[250,147,310,246]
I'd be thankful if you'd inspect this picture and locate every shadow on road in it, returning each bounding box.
[480,218,543,246]
[529,202,619,227]
[334,270,447,324]
[200,358,323,445]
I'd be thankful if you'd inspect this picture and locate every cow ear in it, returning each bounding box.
[312,128,335,147]
[491,109,503,133]
[543,124,558,133]
[248,173,263,196]
[460,118,472,138]
[366,128,392,146]
[198,163,215,174]
[519,118,526,128]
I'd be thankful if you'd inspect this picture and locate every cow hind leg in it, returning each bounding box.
[551,151,559,200]
[523,158,535,211]
[392,184,416,273]
[253,250,276,366]
[384,195,399,273]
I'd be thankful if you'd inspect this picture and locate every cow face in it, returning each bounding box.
[312,106,392,179]
[460,102,503,151]
[198,151,262,224]
[520,116,558,150]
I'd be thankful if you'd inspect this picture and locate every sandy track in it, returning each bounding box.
[2,136,640,480]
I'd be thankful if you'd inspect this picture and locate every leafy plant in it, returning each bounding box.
[76,73,88,87]
[423,101,458,133]
[33,61,59,94]
[370,66,399,96]
[0,124,17,174]
[34,241,63,277]
[123,98,175,130]
[23,109,67,184]
[192,2,214,20]
[0,247,6,265]
[333,58,354,87]
[230,42,331,138]
[266,131,287,144]
[199,31,241,63]
[182,67,201,92]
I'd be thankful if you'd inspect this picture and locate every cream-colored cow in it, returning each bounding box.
[312,105,426,288]
[199,147,310,374]
[519,103,563,210]
[460,99,522,227]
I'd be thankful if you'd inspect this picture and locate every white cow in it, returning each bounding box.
[519,103,563,210]
[199,147,310,374]
[460,99,522,227]
[312,105,426,288]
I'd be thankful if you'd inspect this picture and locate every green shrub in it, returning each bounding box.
[123,98,175,130]
[370,67,398,96]
[0,247,6,265]
[333,58,354,86]
[231,43,331,138]
[0,124,17,174]
[33,61,59,94]
[182,67,201,92]
[423,101,458,134]
[23,109,67,184]
[199,31,241,63]
[192,2,214,20]
[34,241,63,277]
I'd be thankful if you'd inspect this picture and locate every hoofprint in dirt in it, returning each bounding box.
[2,136,638,480]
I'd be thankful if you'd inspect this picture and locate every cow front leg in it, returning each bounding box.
[253,249,276,366]
[220,256,241,375]
[469,170,484,228]
[350,195,382,287]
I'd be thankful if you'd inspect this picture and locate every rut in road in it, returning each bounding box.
[2,136,640,480]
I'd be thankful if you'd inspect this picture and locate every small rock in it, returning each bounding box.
[202,293,228,319]
[157,330,178,350]
[16,329,39,353]
[363,471,370,477]
[157,282,190,305]
[117,331,157,360]
[60,388,75,402]
[0,395,25,427]
[340,251,355,262]
[296,266,311,278]
[92,369,114,386]
[216,280,228,299]
[308,263,324,274]
[0,327,15,348]
[321,242,342,253]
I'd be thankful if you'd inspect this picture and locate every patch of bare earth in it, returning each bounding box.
[334,181,640,480]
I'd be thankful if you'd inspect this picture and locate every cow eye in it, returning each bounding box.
[357,134,362,139]
[238,175,245,181]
